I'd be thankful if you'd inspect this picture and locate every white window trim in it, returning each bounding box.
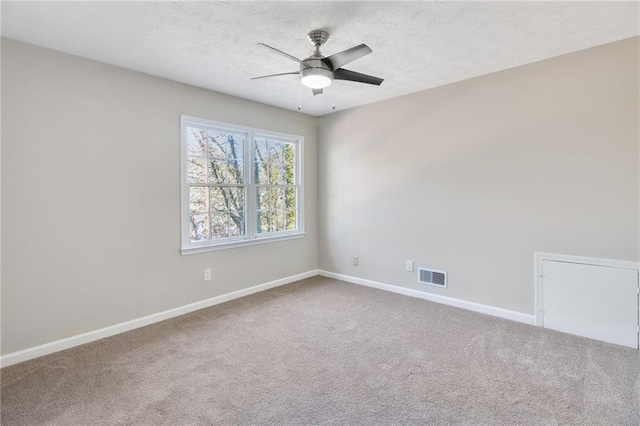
[180,115,305,255]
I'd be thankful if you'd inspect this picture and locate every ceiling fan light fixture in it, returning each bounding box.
[300,67,332,89]
[253,31,384,98]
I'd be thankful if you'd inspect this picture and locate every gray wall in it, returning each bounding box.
[1,39,319,355]
[318,37,639,315]
[3,36,639,356]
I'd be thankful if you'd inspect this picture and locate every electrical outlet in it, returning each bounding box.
[406,261,414,272]
[353,256,359,266]
[204,268,211,282]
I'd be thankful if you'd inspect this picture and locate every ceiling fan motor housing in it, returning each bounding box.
[300,56,331,72]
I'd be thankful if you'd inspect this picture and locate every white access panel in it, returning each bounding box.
[542,260,639,349]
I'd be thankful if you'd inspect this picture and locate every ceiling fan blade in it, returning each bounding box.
[312,88,323,96]
[333,68,384,86]
[322,44,372,70]
[257,43,307,65]
[251,71,300,80]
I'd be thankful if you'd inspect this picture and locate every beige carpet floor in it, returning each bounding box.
[1,276,639,425]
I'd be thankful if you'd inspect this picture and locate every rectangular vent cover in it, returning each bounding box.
[418,268,447,288]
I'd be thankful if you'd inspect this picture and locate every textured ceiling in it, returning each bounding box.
[2,1,639,116]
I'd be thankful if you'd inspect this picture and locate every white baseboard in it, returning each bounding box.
[1,268,536,368]
[0,269,320,368]
[319,270,536,326]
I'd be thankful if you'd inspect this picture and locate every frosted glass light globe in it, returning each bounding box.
[300,67,333,89]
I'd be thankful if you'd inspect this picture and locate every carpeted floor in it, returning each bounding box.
[1,276,639,425]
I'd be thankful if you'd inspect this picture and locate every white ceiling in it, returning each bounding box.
[2,1,638,116]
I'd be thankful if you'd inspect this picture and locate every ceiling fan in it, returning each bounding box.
[251,30,384,96]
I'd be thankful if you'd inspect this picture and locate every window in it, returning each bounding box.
[180,115,303,254]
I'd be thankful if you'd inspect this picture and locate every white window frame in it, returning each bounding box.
[180,115,304,255]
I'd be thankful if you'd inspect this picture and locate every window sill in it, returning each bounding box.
[180,232,306,255]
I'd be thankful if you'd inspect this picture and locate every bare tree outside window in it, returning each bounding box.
[255,137,297,234]
[181,116,302,252]
[188,128,246,241]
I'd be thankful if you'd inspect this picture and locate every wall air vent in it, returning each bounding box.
[418,268,447,288]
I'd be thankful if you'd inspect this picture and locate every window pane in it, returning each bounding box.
[271,188,284,210]
[229,211,245,237]
[188,128,207,156]
[283,143,295,185]
[268,141,283,164]
[285,187,296,209]
[228,187,245,211]
[190,214,209,241]
[227,135,244,161]
[255,161,269,184]
[211,212,229,239]
[255,138,268,161]
[271,209,284,232]
[227,160,244,184]
[257,187,270,211]
[269,164,284,185]
[190,186,208,213]
[208,131,228,159]
[286,209,296,230]
[187,157,206,183]
[254,138,269,184]
[209,186,243,212]
[210,187,226,211]
[209,159,227,183]
[257,210,270,234]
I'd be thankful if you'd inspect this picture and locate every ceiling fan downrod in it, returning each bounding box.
[308,30,330,55]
